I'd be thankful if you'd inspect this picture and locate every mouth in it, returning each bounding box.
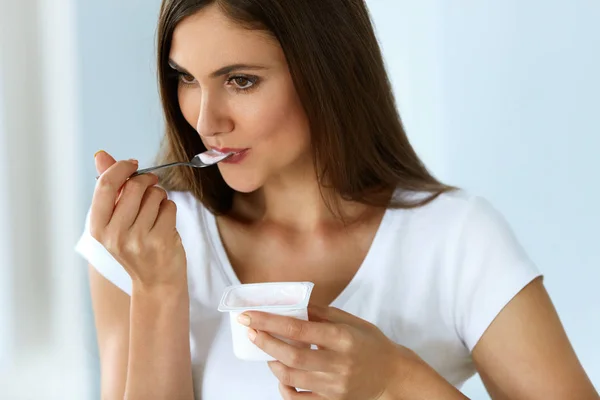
[211,147,250,164]
[212,147,248,155]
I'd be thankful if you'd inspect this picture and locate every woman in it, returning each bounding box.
[76,0,598,399]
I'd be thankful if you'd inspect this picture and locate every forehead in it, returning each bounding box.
[169,4,284,71]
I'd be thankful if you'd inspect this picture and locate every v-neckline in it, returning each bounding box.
[200,204,393,308]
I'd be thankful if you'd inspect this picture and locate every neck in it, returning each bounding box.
[233,167,370,232]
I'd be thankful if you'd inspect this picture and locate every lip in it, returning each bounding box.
[212,147,250,164]
[213,147,248,154]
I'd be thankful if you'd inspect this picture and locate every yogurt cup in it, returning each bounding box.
[217,281,315,361]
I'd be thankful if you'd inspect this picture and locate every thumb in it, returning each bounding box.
[94,150,117,175]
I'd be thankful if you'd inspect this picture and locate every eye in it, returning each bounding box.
[232,77,252,89]
[227,75,259,91]
[179,72,197,85]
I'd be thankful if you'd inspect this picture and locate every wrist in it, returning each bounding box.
[130,280,190,326]
[380,347,420,400]
[132,278,189,302]
[382,347,469,400]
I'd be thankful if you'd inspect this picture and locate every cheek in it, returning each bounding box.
[266,99,311,163]
[241,87,310,155]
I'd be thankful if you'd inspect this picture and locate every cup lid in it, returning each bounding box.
[217,281,315,312]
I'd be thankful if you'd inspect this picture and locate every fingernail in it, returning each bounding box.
[93,150,105,158]
[238,314,251,326]
[128,158,139,165]
[247,328,257,342]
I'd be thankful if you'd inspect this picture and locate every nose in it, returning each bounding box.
[195,92,233,138]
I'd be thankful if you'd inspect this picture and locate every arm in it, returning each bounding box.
[386,357,470,400]
[472,277,598,400]
[387,275,599,400]
[88,151,194,400]
[90,266,194,400]
[126,280,193,400]
[445,197,598,399]
[89,266,130,399]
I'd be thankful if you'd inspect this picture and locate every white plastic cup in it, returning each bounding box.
[217,281,315,361]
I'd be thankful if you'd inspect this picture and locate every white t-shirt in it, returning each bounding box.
[75,189,541,399]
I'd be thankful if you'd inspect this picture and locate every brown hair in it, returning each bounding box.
[155,0,455,215]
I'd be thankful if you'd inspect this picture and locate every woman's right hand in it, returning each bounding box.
[90,151,187,289]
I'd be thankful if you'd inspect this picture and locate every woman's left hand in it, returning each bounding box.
[238,304,420,399]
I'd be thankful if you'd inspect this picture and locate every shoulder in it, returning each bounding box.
[389,189,511,243]
[388,190,541,350]
[432,190,527,256]
[387,188,536,277]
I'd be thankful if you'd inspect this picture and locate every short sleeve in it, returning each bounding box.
[451,196,542,351]
[74,208,133,295]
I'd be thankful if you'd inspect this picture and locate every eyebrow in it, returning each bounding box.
[168,59,267,78]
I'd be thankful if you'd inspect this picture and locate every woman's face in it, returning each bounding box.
[169,4,312,193]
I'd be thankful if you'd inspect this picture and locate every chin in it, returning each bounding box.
[218,169,263,193]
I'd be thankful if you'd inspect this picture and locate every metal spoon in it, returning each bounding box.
[95,149,234,180]
[130,149,234,177]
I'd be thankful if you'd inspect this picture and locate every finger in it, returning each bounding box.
[250,329,341,372]
[306,305,329,324]
[268,362,332,396]
[94,150,116,175]
[308,305,371,328]
[279,383,324,399]
[242,312,348,350]
[109,173,159,229]
[133,184,167,231]
[90,159,140,232]
[279,384,299,399]
[152,198,177,232]
[94,151,136,203]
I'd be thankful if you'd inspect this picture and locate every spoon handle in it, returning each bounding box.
[95,161,191,180]
[129,161,191,177]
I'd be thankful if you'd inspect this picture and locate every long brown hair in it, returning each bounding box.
[155,0,455,215]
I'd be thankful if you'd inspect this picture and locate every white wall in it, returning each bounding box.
[0,0,91,398]
[368,0,600,397]
[0,40,14,371]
